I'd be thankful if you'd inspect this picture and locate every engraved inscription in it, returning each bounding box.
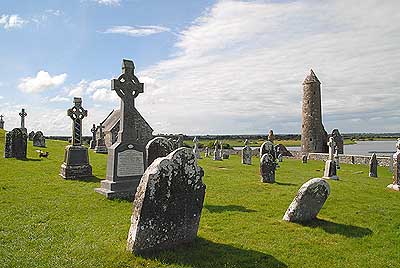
[117,149,144,177]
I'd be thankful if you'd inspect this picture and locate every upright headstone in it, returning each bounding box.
[204,146,209,158]
[369,153,378,178]
[331,129,344,154]
[242,139,252,165]
[268,129,275,143]
[260,153,277,183]
[387,139,400,191]
[0,115,4,129]
[302,154,308,164]
[4,128,27,159]
[90,124,97,149]
[126,148,206,253]
[19,108,27,134]
[32,131,46,147]
[95,59,145,200]
[28,131,35,141]
[95,123,107,154]
[283,178,330,222]
[260,141,276,160]
[192,137,201,159]
[60,97,92,179]
[145,137,174,167]
[323,137,338,180]
[213,140,222,161]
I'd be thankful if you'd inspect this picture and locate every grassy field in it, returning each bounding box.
[0,128,399,268]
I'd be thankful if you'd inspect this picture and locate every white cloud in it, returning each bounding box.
[85,0,121,6]
[66,78,118,103]
[49,95,69,102]
[133,0,400,134]
[0,96,3,100]
[103,25,170,37]
[18,71,67,93]
[0,14,27,29]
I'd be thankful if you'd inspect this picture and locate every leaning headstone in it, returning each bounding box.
[126,148,206,253]
[90,124,97,149]
[204,146,209,158]
[96,59,146,200]
[241,139,252,165]
[260,141,276,160]
[28,131,35,141]
[4,128,27,159]
[145,137,174,167]
[32,131,46,147]
[323,137,338,180]
[283,178,330,222]
[275,144,293,157]
[0,115,4,129]
[95,123,107,154]
[19,108,27,134]
[387,139,400,191]
[369,153,378,178]
[302,154,308,164]
[213,140,222,161]
[192,137,201,159]
[60,97,92,179]
[260,153,277,183]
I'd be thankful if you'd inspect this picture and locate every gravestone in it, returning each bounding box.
[387,139,400,191]
[260,141,276,160]
[28,131,35,141]
[60,97,92,179]
[95,59,146,200]
[241,139,252,165]
[95,123,107,154]
[204,146,209,158]
[369,153,378,178]
[4,128,27,159]
[222,153,229,159]
[275,144,293,156]
[32,131,46,147]
[323,137,338,180]
[260,153,277,183]
[126,148,206,253]
[192,137,201,159]
[19,108,27,134]
[90,124,97,149]
[0,115,4,129]
[145,137,174,167]
[268,129,275,143]
[213,140,222,161]
[331,129,344,154]
[302,154,308,164]
[283,178,330,222]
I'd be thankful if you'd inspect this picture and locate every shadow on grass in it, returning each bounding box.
[64,175,102,183]
[301,219,373,238]
[18,158,42,161]
[275,181,297,186]
[205,204,257,213]
[141,237,287,268]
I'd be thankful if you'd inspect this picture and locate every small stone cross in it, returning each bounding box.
[67,97,87,146]
[327,137,336,160]
[19,108,27,128]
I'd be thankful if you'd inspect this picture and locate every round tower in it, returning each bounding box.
[301,69,328,153]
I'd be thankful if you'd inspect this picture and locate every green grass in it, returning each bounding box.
[0,128,399,268]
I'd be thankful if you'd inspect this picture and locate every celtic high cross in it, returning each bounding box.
[67,97,87,146]
[19,109,27,129]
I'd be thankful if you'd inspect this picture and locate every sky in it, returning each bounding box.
[0,0,399,136]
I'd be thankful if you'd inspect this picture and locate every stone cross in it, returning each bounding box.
[111,59,144,143]
[91,124,97,140]
[19,109,27,129]
[67,97,87,146]
[327,137,335,160]
[98,123,105,139]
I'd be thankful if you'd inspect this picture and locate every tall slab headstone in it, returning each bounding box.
[60,97,92,179]
[28,131,35,141]
[387,139,400,191]
[213,140,222,161]
[323,137,339,180]
[193,136,201,159]
[95,123,107,153]
[241,139,252,165]
[4,128,27,159]
[0,115,4,129]
[369,153,378,178]
[19,108,27,134]
[95,59,145,200]
[32,131,46,147]
[260,153,276,183]
[90,124,97,149]
[145,137,174,167]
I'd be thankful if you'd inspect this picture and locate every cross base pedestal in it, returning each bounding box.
[60,145,92,179]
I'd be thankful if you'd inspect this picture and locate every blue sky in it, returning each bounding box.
[0,0,399,135]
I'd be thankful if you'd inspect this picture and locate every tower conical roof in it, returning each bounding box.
[303,69,320,84]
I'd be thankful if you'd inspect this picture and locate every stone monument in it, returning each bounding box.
[19,108,27,134]
[192,136,201,159]
[32,131,46,147]
[322,137,338,180]
[60,97,92,179]
[283,178,330,222]
[331,129,344,154]
[369,153,378,178]
[145,137,174,167]
[204,146,209,158]
[28,131,35,141]
[302,154,308,164]
[268,129,275,143]
[0,115,5,129]
[95,59,146,200]
[260,141,276,160]
[4,128,27,159]
[213,140,222,161]
[95,123,107,154]
[90,124,97,149]
[242,139,252,165]
[126,148,206,253]
[260,153,277,183]
[387,139,400,191]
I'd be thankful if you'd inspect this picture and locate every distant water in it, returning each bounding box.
[234,140,398,157]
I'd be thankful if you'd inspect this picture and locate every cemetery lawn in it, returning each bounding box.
[0,129,398,268]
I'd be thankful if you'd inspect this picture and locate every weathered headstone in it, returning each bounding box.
[0,115,4,129]
[241,139,252,165]
[302,154,308,164]
[387,139,400,191]
[145,137,174,167]
[283,178,330,222]
[28,131,35,141]
[4,128,27,159]
[260,141,276,160]
[331,129,344,154]
[192,137,201,159]
[260,153,277,183]
[126,148,206,253]
[32,131,46,147]
[275,144,293,156]
[60,97,92,179]
[268,129,275,143]
[90,124,97,149]
[96,59,146,200]
[95,123,107,154]
[369,153,378,178]
[204,146,209,158]
[213,140,222,161]
[323,137,338,180]
[19,109,27,134]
